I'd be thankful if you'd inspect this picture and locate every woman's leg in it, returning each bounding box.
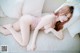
[19,15,33,46]
[0,26,11,35]
[27,15,52,50]
[4,24,23,45]
[4,15,33,47]
[0,21,20,35]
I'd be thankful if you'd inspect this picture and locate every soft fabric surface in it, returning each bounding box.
[42,0,65,13]
[0,6,7,18]
[0,0,24,18]
[22,0,45,17]
[0,17,18,25]
[0,30,80,53]
[68,20,80,37]
[0,17,80,53]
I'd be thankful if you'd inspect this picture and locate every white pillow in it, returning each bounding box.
[0,6,7,18]
[0,0,24,18]
[22,0,45,17]
[68,20,80,37]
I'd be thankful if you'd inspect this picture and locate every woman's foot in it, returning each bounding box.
[27,43,36,51]
[0,26,10,35]
[3,24,12,30]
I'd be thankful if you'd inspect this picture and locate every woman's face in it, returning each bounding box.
[59,16,68,22]
[58,6,70,22]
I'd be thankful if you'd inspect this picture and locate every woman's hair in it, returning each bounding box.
[54,6,74,31]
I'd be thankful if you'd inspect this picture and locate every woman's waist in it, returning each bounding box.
[30,17,44,30]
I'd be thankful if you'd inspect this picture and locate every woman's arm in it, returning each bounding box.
[50,28,64,39]
[44,28,64,40]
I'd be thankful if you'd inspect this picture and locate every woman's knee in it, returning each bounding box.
[12,21,20,32]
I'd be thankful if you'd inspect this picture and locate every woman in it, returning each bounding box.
[0,5,74,50]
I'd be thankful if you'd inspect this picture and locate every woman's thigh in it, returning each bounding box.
[12,15,37,32]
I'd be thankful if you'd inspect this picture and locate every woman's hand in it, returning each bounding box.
[50,29,64,40]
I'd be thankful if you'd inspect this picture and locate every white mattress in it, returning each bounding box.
[0,16,80,53]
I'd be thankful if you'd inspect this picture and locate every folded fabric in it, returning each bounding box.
[0,6,7,18]
[68,20,80,37]
[0,0,24,18]
[22,0,45,17]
